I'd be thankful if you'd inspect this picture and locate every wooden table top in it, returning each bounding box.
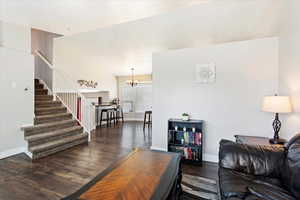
[235,135,286,147]
[63,149,181,200]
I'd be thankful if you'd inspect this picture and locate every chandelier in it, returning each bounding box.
[126,68,139,87]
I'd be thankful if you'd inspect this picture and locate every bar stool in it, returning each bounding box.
[143,111,152,131]
[108,109,116,126]
[100,108,116,127]
[114,105,124,123]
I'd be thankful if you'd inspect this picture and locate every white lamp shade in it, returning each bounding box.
[262,96,292,113]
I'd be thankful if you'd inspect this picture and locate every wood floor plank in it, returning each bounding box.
[0,122,218,199]
[0,122,151,199]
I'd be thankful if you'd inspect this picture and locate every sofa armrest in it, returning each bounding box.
[219,140,285,177]
[248,186,296,200]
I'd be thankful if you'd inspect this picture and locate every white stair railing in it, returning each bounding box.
[34,50,92,141]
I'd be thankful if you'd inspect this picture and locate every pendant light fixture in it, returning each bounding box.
[126,68,139,87]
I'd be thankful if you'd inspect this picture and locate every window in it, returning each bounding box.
[121,82,152,113]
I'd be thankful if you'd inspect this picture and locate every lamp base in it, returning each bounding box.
[269,138,286,145]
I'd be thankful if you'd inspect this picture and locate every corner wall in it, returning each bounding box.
[0,22,34,159]
[278,0,300,139]
[152,38,279,162]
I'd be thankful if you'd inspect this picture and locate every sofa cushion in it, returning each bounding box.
[219,140,285,177]
[248,184,296,200]
[219,168,285,200]
[282,133,300,199]
[219,168,253,199]
[224,197,262,200]
[244,196,263,200]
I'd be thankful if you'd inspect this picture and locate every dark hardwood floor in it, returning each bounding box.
[0,121,218,200]
[182,161,219,181]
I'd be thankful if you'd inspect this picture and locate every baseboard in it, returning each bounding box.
[20,123,34,130]
[0,147,26,160]
[94,119,143,127]
[150,146,167,152]
[124,118,144,122]
[203,153,218,163]
[24,150,33,159]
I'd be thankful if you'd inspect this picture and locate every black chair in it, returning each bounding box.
[100,108,116,127]
[143,111,152,131]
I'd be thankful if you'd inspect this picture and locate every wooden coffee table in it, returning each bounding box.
[63,148,182,200]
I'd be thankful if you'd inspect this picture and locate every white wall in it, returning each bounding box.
[53,1,280,97]
[0,21,31,52]
[31,28,61,89]
[0,23,33,159]
[0,0,3,20]
[0,21,3,45]
[278,0,300,139]
[0,47,34,159]
[152,38,278,162]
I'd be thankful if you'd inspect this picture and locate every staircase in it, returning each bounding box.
[22,79,88,160]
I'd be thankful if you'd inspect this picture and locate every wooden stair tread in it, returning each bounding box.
[35,89,48,95]
[35,101,62,108]
[35,106,67,115]
[35,85,44,89]
[29,132,88,153]
[35,94,53,97]
[34,113,73,125]
[35,95,53,100]
[35,89,48,92]
[25,126,83,142]
[35,113,72,120]
[35,106,65,111]
[23,119,76,131]
[35,100,60,104]
[31,136,88,160]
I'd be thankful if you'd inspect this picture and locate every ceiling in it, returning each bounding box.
[53,0,282,76]
[0,0,213,35]
[0,0,281,36]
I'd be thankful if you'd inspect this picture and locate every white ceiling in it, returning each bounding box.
[53,0,283,76]
[0,0,213,35]
[0,0,282,36]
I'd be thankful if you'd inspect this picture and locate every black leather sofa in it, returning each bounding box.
[218,133,300,200]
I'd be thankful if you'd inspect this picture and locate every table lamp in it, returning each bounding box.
[262,95,292,144]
